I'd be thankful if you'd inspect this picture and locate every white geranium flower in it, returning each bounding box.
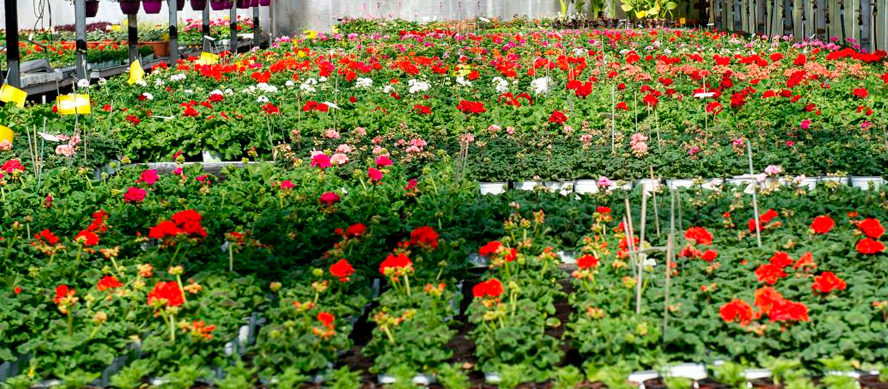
[381,85,395,94]
[257,95,269,103]
[97,78,107,86]
[142,92,154,100]
[154,79,166,87]
[455,76,472,87]
[492,77,509,94]
[210,89,224,96]
[530,77,551,95]
[407,79,430,94]
[76,79,90,89]
[355,77,373,89]
[285,80,295,87]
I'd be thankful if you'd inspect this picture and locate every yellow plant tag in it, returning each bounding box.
[57,94,92,115]
[0,125,14,147]
[196,52,220,65]
[128,60,145,85]
[0,84,27,108]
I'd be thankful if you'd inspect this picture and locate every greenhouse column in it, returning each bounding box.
[128,14,139,63]
[253,4,261,49]
[860,0,872,52]
[75,0,88,80]
[3,0,21,87]
[168,0,179,65]
[230,4,238,53]
[202,1,211,51]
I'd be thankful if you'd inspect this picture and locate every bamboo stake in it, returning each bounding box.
[664,190,676,343]
[747,140,763,248]
[650,166,661,236]
[637,191,648,314]
[611,84,616,154]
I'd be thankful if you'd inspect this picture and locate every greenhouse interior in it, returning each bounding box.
[2,0,888,388]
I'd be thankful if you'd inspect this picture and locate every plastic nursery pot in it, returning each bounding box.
[210,0,232,10]
[142,0,163,14]
[190,0,207,9]
[643,378,667,389]
[696,378,727,389]
[859,375,888,389]
[478,182,507,195]
[85,0,100,17]
[119,0,141,14]
[749,378,782,389]
[177,0,186,10]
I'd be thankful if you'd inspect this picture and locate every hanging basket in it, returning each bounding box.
[236,0,251,9]
[177,0,186,10]
[190,0,207,10]
[210,0,232,10]
[85,0,100,17]
[119,0,141,14]
[142,0,163,14]
[258,0,270,5]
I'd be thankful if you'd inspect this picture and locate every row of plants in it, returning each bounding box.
[1,151,888,386]
[4,24,887,180]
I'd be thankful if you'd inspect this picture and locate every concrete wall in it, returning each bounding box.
[272,0,563,37]
[1,1,268,30]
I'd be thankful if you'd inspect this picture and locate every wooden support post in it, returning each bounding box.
[861,0,873,51]
[230,3,238,53]
[784,0,794,35]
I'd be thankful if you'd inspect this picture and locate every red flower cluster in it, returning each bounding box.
[367,168,384,182]
[456,100,486,115]
[409,226,439,249]
[548,110,567,124]
[769,252,794,268]
[855,218,885,255]
[478,241,517,262]
[576,254,599,269]
[810,215,834,234]
[754,286,809,323]
[318,312,335,328]
[472,278,503,298]
[149,210,207,240]
[35,229,59,245]
[74,230,100,246]
[319,192,341,206]
[755,263,787,285]
[123,187,147,203]
[379,253,413,276]
[811,271,846,294]
[341,223,366,238]
[748,209,779,232]
[330,259,355,282]
[719,299,756,325]
[97,275,123,291]
[311,154,332,169]
[53,284,75,304]
[684,227,713,245]
[147,281,184,308]
[1,159,25,174]
[302,101,330,113]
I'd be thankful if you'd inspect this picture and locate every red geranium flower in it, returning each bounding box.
[811,272,846,294]
[755,263,787,285]
[576,254,599,269]
[769,252,794,268]
[367,168,384,182]
[35,229,60,245]
[793,252,817,271]
[1,159,25,174]
[853,88,869,99]
[472,278,504,298]
[754,286,783,314]
[478,241,503,257]
[330,259,355,282]
[409,226,439,249]
[54,284,75,304]
[317,312,335,327]
[74,230,99,246]
[767,299,809,323]
[170,210,207,238]
[319,192,341,206]
[379,253,413,275]
[810,215,834,234]
[548,110,567,124]
[375,155,393,168]
[456,100,486,115]
[123,187,147,203]
[857,238,886,255]
[701,250,719,262]
[684,227,713,245]
[719,299,755,325]
[857,218,885,239]
[748,209,779,232]
[138,169,159,185]
[262,103,280,115]
[147,281,184,308]
[311,154,332,170]
[97,275,123,291]
[345,223,366,237]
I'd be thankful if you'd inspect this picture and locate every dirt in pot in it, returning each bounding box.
[696,378,727,389]
[750,378,782,388]
[643,378,668,389]
[860,375,888,389]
